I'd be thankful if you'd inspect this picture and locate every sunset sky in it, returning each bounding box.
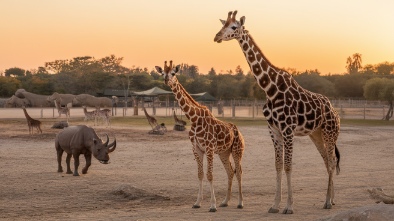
[1,0,393,75]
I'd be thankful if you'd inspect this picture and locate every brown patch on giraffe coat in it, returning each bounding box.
[269,69,278,82]
[247,50,256,63]
[242,43,248,51]
[266,84,277,98]
[252,63,262,77]
[258,72,269,88]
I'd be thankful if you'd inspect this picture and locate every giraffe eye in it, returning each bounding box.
[231,26,237,30]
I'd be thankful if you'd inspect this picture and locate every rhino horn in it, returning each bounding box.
[108,138,116,153]
[104,134,109,146]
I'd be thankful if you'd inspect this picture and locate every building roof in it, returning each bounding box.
[132,87,173,97]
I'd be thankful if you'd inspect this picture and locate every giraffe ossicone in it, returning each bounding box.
[155,60,246,212]
[214,10,341,214]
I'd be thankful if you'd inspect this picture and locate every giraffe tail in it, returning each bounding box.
[335,144,340,175]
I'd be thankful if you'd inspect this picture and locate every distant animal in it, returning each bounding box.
[82,106,97,122]
[15,89,52,107]
[95,108,111,126]
[4,95,30,108]
[73,94,112,108]
[47,92,76,107]
[22,106,42,134]
[173,108,187,126]
[54,99,70,122]
[142,107,158,129]
[55,125,116,176]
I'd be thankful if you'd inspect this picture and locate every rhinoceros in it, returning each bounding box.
[55,125,116,176]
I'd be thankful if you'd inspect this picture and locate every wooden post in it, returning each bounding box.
[232,100,235,118]
[363,104,366,120]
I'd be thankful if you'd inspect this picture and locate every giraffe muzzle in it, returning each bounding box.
[214,34,223,43]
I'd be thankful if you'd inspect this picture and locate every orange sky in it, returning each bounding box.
[1,0,393,75]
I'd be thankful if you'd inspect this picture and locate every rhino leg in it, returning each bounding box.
[73,153,81,176]
[57,149,64,173]
[82,153,92,174]
[66,153,73,174]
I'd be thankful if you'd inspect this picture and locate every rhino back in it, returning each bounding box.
[56,126,87,153]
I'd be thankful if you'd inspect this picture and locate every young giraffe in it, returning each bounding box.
[22,106,42,134]
[142,107,158,129]
[214,11,341,214]
[173,108,187,126]
[155,60,245,212]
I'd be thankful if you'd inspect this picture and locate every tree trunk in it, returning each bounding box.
[383,101,393,121]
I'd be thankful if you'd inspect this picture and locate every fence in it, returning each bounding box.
[0,99,390,120]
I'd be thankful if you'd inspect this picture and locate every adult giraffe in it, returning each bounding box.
[214,11,341,214]
[155,60,245,212]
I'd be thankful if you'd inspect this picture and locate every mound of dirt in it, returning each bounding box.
[111,184,170,202]
[318,204,394,221]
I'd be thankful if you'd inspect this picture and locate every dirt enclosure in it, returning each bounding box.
[1,115,394,220]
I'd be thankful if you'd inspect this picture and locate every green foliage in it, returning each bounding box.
[1,54,394,101]
[293,70,336,97]
[334,74,365,98]
[5,67,26,77]
[364,78,394,102]
[0,76,21,97]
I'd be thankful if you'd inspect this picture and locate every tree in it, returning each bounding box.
[334,74,365,98]
[293,69,336,97]
[0,76,21,97]
[376,62,394,75]
[364,78,394,120]
[208,68,217,77]
[5,67,25,77]
[346,53,362,74]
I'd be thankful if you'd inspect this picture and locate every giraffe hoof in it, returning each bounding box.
[237,204,244,209]
[209,208,217,212]
[323,202,332,209]
[219,203,228,207]
[268,207,279,213]
[192,205,200,209]
[282,208,294,214]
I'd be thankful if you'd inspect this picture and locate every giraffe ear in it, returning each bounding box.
[239,16,245,26]
[174,65,180,74]
[219,19,226,25]
[155,66,163,74]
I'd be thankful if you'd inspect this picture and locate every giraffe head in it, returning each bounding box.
[155,60,180,86]
[214,10,245,43]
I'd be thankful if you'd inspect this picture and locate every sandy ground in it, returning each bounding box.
[1,116,394,221]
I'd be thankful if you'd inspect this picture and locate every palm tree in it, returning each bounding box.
[352,53,362,72]
[346,53,363,74]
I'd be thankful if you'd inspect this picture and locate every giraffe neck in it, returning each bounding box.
[237,30,298,100]
[22,108,32,121]
[168,77,210,121]
[143,108,150,118]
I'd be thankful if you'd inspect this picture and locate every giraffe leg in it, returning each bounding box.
[282,135,295,214]
[192,146,204,209]
[232,141,244,209]
[206,150,217,212]
[309,127,338,209]
[268,126,284,213]
[218,149,233,208]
